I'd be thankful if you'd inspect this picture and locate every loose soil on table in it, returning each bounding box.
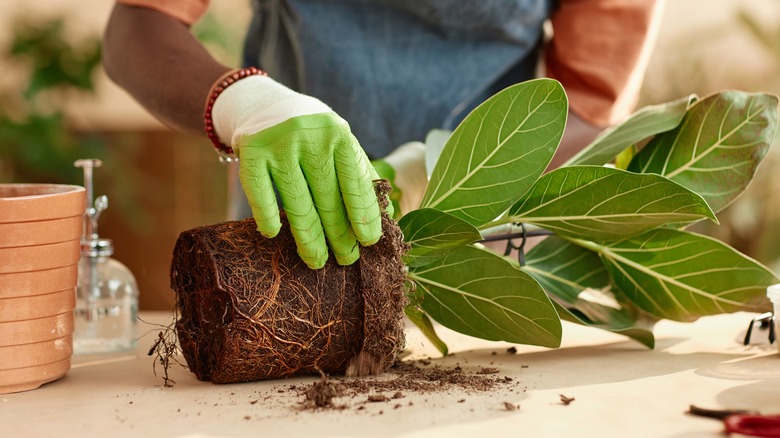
[298,358,521,411]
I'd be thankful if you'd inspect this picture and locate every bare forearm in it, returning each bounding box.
[102,4,230,134]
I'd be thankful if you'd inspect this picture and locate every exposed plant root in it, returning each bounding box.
[142,313,186,388]
[169,181,408,383]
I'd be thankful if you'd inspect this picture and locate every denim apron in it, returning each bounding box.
[230,0,554,219]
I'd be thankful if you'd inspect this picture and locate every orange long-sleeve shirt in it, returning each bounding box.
[546,0,664,127]
[117,0,663,127]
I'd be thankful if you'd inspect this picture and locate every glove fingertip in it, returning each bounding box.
[255,219,281,238]
[354,220,383,247]
[330,239,360,265]
[301,250,328,270]
[249,205,282,238]
[333,243,359,266]
[257,226,281,239]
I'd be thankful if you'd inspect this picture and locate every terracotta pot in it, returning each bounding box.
[0,265,79,299]
[0,289,76,322]
[0,184,85,223]
[0,240,81,274]
[0,313,74,346]
[0,359,71,395]
[0,335,73,369]
[0,215,83,248]
[0,184,84,394]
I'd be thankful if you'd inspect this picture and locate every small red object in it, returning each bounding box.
[203,67,267,161]
[725,414,780,437]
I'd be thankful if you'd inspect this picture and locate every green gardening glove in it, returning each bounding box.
[211,75,391,269]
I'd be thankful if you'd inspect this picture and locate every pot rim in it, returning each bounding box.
[0,184,85,224]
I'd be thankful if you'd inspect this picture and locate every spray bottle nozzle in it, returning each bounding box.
[74,159,112,256]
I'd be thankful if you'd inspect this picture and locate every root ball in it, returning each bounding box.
[171,196,407,383]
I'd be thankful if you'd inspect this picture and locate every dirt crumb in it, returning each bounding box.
[301,377,346,409]
[559,394,575,405]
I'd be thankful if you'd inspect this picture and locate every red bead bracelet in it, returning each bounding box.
[203,66,267,163]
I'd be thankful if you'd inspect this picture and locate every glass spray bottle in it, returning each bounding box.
[73,159,139,354]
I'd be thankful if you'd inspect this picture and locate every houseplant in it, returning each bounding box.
[401,78,779,354]
[166,78,779,383]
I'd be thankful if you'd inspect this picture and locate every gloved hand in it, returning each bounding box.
[372,141,428,217]
[212,74,390,269]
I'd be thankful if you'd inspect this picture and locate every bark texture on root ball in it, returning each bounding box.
[170,185,407,384]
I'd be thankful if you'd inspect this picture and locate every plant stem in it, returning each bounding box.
[478,216,519,232]
[560,235,605,254]
[479,219,548,236]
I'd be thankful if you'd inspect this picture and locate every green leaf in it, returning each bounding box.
[506,166,716,242]
[564,94,696,166]
[409,245,562,347]
[522,236,655,348]
[523,236,611,301]
[398,208,482,268]
[11,18,102,98]
[613,145,637,170]
[404,304,449,356]
[420,79,567,226]
[628,91,779,213]
[554,302,656,349]
[586,228,779,322]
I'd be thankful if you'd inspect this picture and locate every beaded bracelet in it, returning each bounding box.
[203,66,267,163]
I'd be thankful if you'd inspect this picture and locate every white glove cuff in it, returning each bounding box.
[212,75,333,148]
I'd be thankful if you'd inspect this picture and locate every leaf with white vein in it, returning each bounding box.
[628,91,779,213]
[420,78,566,226]
[523,236,656,348]
[399,208,482,268]
[554,302,657,349]
[523,236,611,302]
[565,94,697,166]
[409,245,561,347]
[590,228,779,322]
[506,166,716,242]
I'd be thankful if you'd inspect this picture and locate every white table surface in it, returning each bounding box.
[2,311,779,438]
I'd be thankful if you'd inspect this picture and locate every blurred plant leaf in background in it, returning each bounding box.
[1,15,105,186]
[9,18,102,100]
[0,113,104,184]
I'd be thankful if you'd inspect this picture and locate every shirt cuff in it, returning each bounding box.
[546,0,665,127]
[116,0,209,25]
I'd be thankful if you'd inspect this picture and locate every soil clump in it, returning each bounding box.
[170,182,408,383]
